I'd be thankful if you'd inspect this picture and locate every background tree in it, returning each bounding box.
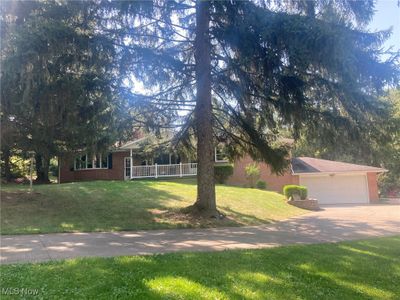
[294,89,400,196]
[103,0,398,216]
[1,1,133,182]
[380,89,400,195]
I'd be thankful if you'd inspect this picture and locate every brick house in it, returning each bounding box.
[59,137,386,205]
[228,156,385,204]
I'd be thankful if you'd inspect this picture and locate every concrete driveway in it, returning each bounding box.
[1,204,399,264]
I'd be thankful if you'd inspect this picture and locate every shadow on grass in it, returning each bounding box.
[0,180,193,234]
[1,237,399,299]
[219,206,274,225]
[3,179,282,234]
[130,177,198,185]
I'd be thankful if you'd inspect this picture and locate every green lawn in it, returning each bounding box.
[1,179,305,234]
[1,236,399,299]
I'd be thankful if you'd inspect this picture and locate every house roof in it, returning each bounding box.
[291,157,387,174]
[119,137,149,150]
[118,131,176,151]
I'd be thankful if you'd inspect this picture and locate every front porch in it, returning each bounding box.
[124,158,197,179]
[120,136,227,180]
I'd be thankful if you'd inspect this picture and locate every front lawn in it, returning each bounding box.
[1,236,399,299]
[1,179,305,234]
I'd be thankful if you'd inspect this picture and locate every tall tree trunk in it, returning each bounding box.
[193,1,217,216]
[35,153,50,184]
[2,147,12,181]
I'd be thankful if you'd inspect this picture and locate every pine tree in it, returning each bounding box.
[1,1,133,182]
[103,0,398,216]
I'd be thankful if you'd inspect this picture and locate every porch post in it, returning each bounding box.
[180,162,182,177]
[155,163,158,178]
[130,149,133,179]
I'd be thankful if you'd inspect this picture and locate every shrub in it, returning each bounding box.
[214,164,234,184]
[7,155,30,178]
[245,163,260,188]
[49,158,59,177]
[283,185,308,200]
[378,173,400,197]
[256,180,267,190]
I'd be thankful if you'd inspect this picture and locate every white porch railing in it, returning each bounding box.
[130,163,197,179]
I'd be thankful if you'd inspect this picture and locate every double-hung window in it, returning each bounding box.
[215,146,229,163]
[74,153,109,170]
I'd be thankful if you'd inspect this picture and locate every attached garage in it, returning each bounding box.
[299,173,369,204]
[292,157,386,205]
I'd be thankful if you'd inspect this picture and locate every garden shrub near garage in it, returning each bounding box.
[283,185,308,200]
[214,164,234,184]
[256,180,267,190]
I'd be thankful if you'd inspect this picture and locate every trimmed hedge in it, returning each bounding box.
[256,180,267,190]
[283,185,308,200]
[214,164,234,184]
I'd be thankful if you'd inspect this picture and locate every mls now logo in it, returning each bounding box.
[1,287,39,296]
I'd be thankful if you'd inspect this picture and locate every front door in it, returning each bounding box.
[124,157,131,180]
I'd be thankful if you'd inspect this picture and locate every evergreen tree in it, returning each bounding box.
[1,1,133,182]
[104,0,398,216]
[294,89,400,195]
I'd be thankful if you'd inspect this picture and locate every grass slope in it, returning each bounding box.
[1,179,305,234]
[1,236,399,299]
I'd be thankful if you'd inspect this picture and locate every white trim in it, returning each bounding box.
[130,163,197,179]
[74,168,109,171]
[124,157,132,180]
[130,149,133,177]
[293,170,386,176]
[214,147,229,163]
[364,173,371,203]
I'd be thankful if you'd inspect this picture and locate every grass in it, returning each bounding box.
[1,236,399,299]
[0,179,305,234]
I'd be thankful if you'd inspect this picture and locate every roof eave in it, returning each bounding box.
[292,169,388,175]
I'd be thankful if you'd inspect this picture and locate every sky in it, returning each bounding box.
[129,1,399,94]
[369,0,400,52]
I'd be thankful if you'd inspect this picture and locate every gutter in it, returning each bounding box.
[292,169,388,176]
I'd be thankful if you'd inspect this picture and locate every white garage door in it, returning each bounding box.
[300,174,369,204]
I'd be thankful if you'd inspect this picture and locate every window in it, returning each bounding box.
[74,153,109,170]
[75,155,87,170]
[155,153,170,165]
[215,146,229,163]
[101,155,108,169]
[170,154,181,164]
[95,154,101,168]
